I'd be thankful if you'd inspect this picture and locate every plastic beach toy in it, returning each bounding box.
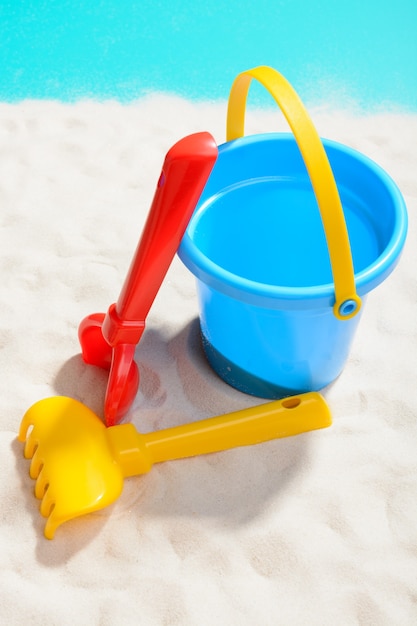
[178,66,408,399]
[18,392,331,539]
[78,132,217,426]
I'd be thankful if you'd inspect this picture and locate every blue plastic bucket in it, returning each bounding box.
[178,67,408,398]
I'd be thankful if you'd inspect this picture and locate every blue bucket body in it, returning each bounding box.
[178,134,407,398]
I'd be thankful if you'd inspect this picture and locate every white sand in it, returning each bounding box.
[1,96,416,625]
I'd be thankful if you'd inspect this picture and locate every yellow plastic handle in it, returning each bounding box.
[226,66,361,320]
[107,391,332,477]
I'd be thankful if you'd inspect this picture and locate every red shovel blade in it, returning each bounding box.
[78,315,139,425]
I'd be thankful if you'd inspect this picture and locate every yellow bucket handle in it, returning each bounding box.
[226,66,361,320]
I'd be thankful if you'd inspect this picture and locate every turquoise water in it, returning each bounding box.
[1,0,417,109]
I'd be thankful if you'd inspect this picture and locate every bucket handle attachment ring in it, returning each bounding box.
[226,66,361,320]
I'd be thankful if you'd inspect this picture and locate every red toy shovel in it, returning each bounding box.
[78,132,218,425]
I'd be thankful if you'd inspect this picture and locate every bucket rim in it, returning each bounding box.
[178,134,408,309]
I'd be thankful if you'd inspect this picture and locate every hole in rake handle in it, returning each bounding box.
[281,397,301,409]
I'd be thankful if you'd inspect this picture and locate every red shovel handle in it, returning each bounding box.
[101,132,218,347]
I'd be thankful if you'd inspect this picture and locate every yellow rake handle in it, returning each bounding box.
[107,392,332,477]
[226,65,361,320]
